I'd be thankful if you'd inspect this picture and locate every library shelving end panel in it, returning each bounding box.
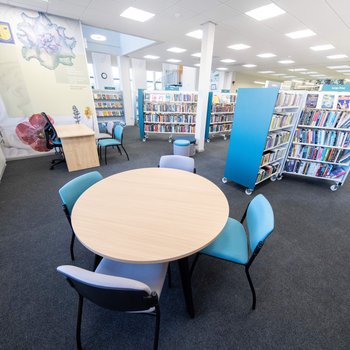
[223,87,279,195]
[138,89,145,141]
[205,91,213,142]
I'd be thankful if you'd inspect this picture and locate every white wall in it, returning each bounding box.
[233,72,263,92]
[182,66,197,91]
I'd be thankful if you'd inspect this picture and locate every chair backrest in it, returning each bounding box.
[42,112,58,149]
[246,194,274,253]
[57,265,157,312]
[106,121,115,135]
[159,155,195,173]
[113,124,124,142]
[59,171,103,215]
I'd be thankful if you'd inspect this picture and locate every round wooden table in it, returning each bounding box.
[72,167,229,317]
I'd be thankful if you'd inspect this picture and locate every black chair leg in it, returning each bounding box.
[76,295,83,350]
[121,145,129,160]
[167,264,172,288]
[153,304,160,350]
[245,266,256,310]
[116,145,122,155]
[93,254,102,271]
[104,146,107,165]
[70,233,75,261]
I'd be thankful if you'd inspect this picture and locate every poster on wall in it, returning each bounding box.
[321,94,335,109]
[0,4,95,159]
[337,95,350,109]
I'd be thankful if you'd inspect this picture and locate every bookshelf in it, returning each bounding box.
[93,89,124,132]
[283,107,350,191]
[223,89,305,195]
[205,92,236,141]
[138,89,198,142]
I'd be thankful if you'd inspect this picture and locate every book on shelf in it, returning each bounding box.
[144,124,195,133]
[338,150,350,163]
[265,131,290,149]
[321,94,335,109]
[257,162,280,183]
[275,92,302,107]
[269,113,295,130]
[305,94,319,108]
[300,109,350,128]
[144,92,198,103]
[337,95,350,110]
[144,102,197,113]
[284,160,346,178]
[289,145,345,163]
[294,128,349,147]
[144,114,196,124]
[261,147,286,166]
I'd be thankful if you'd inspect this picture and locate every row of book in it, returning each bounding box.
[300,110,350,128]
[144,124,195,133]
[294,129,350,148]
[144,93,198,102]
[284,160,347,178]
[261,147,286,166]
[256,162,280,183]
[269,113,295,130]
[212,94,236,104]
[212,105,234,113]
[210,115,233,123]
[275,92,303,107]
[95,102,123,109]
[143,114,196,124]
[93,92,122,101]
[144,103,197,113]
[96,110,123,117]
[209,125,231,133]
[265,131,290,150]
[289,145,349,164]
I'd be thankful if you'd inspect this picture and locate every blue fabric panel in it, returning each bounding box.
[247,194,274,252]
[138,89,145,139]
[224,88,279,189]
[114,125,123,140]
[205,91,213,140]
[98,139,121,147]
[201,218,249,265]
[58,171,103,214]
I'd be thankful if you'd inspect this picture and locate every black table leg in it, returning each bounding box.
[178,257,195,318]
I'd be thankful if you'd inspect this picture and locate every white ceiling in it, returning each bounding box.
[2,0,350,81]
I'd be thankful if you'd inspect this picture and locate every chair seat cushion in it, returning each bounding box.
[174,139,190,147]
[201,218,249,265]
[96,258,168,298]
[98,139,121,147]
[53,139,61,146]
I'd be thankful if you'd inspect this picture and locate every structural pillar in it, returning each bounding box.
[131,58,147,121]
[91,52,114,90]
[195,21,216,152]
[118,56,134,126]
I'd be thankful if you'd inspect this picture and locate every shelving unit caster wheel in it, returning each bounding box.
[270,175,277,182]
[222,177,227,184]
[330,184,339,192]
[277,174,283,181]
[245,189,253,196]
[168,138,172,143]
[206,139,211,143]
[142,138,146,142]
[223,136,227,141]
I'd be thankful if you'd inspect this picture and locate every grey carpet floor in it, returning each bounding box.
[0,126,349,350]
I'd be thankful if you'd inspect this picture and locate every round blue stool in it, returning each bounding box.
[174,136,196,156]
[173,139,190,157]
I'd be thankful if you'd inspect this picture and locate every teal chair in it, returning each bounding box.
[191,194,274,310]
[59,171,103,260]
[97,124,129,165]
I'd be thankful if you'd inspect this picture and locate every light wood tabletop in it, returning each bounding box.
[55,124,95,138]
[72,168,229,264]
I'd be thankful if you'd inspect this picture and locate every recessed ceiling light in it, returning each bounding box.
[336,69,350,72]
[167,59,181,63]
[305,71,318,74]
[288,68,307,72]
[310,44,335,51]
[342,73,350,75]
[327,54,348,59]
[259,70,275,74]
[278,60,295,64]
[245,3,285,21]
[284,75,296,78]
[120,7,155,22]
[309,74,327,77]
[194,63,200,67]
[144,55,159,59]
[257,53,276,58]
[286,29,316,39]
[167,47,186,53]
[254,81,265,85]
[191,52,201,58]
[272,73,286,76]
[292,79,304,83]
[217,67,228,71]
[242,64,257,67]
[220,59,236,63]
[300,72,311,75]
[90,34,106,41]
[228,43,250,50]
[186,30,203,39]
[327,65,350,69]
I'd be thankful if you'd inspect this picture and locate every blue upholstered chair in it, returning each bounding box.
[159,155,196,173]
[97,124,129,165]
[192,194,274,310]
[57,258,168,350]
[58,171,103,260]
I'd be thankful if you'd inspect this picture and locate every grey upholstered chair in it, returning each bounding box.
[159,155,196,173]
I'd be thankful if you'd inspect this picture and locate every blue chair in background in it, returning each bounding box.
[57,258,168,350]
[159,155,196,173]
[58,171,103,261]
[191,194,274,310]
[97,124,129,165]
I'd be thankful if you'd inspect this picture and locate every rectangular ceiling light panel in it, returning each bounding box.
[120,7,155,22]
[245,3,285,21]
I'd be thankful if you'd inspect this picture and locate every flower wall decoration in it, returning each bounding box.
[15,113,54,152]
